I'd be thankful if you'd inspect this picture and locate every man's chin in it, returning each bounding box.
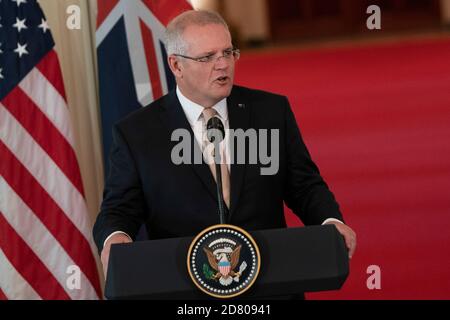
[213,83,233,99]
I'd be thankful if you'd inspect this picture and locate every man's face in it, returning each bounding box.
[171,23,236,107]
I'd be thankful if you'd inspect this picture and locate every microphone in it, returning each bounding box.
[206,116,228,225]
[206,117,225,144]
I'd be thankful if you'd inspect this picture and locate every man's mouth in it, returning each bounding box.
[215,76,229,84]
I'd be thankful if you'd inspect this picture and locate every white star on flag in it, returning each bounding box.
[12,0,28,7]
[13,17,28,32]
[38,18,49,33]
[14,42,29,57]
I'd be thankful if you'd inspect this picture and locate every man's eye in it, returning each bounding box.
[223,49,233,57]
[198,55,213,62]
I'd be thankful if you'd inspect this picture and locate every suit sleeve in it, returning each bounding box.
[282,97,344,225]
[93,124,148,253]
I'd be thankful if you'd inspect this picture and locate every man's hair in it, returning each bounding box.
[164,10,230,56]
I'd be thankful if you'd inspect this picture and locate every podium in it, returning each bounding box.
[105,225,349,299]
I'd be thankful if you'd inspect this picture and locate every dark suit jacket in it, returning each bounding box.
[93,85,343,252]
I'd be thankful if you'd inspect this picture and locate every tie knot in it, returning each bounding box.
[202,107,217,123]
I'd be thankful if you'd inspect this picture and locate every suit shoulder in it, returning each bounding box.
[232,85,290,117]
[115,94,169,131]
[232,85,288,102]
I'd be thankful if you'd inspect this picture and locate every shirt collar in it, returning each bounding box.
[176,86,228,126]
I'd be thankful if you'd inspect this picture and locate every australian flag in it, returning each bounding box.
[96,0,192,173]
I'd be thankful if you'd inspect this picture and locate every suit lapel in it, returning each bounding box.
[160,91,218,203]
[227,87,251,218]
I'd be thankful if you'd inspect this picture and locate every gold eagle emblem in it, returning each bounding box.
[203,244,247,286]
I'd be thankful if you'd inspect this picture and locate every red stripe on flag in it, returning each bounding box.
[0,142,102,298]
[0,287,7,300]
[0,211,70,300]
[2,87,85,196]
[141,0,192,26]
[97,0,120,28]
[35,50,67,102]
[140,19,163,100]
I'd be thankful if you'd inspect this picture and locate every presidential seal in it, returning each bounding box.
[187,224,261,299]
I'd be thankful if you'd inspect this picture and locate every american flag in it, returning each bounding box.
[96,0,192,172]
[0,0,101,299]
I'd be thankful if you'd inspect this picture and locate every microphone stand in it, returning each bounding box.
[207,116,229,225]
[212,143,228,224]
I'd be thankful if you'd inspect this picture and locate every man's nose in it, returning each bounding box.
[214,55,230,69]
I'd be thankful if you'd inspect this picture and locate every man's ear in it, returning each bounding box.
[168,55,183,79]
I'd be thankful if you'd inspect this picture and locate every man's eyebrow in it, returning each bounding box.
[198,47,234,56]
[201,51,216,56]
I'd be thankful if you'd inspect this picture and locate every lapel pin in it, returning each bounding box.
[238,103,245,108]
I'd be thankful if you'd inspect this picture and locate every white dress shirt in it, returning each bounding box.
[176,86,231,171]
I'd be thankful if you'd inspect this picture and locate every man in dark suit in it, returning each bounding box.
[93,10,356,277]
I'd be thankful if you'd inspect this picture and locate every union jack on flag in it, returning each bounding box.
[96,0,192,172]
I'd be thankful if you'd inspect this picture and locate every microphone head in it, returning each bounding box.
[206,117,225,143]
